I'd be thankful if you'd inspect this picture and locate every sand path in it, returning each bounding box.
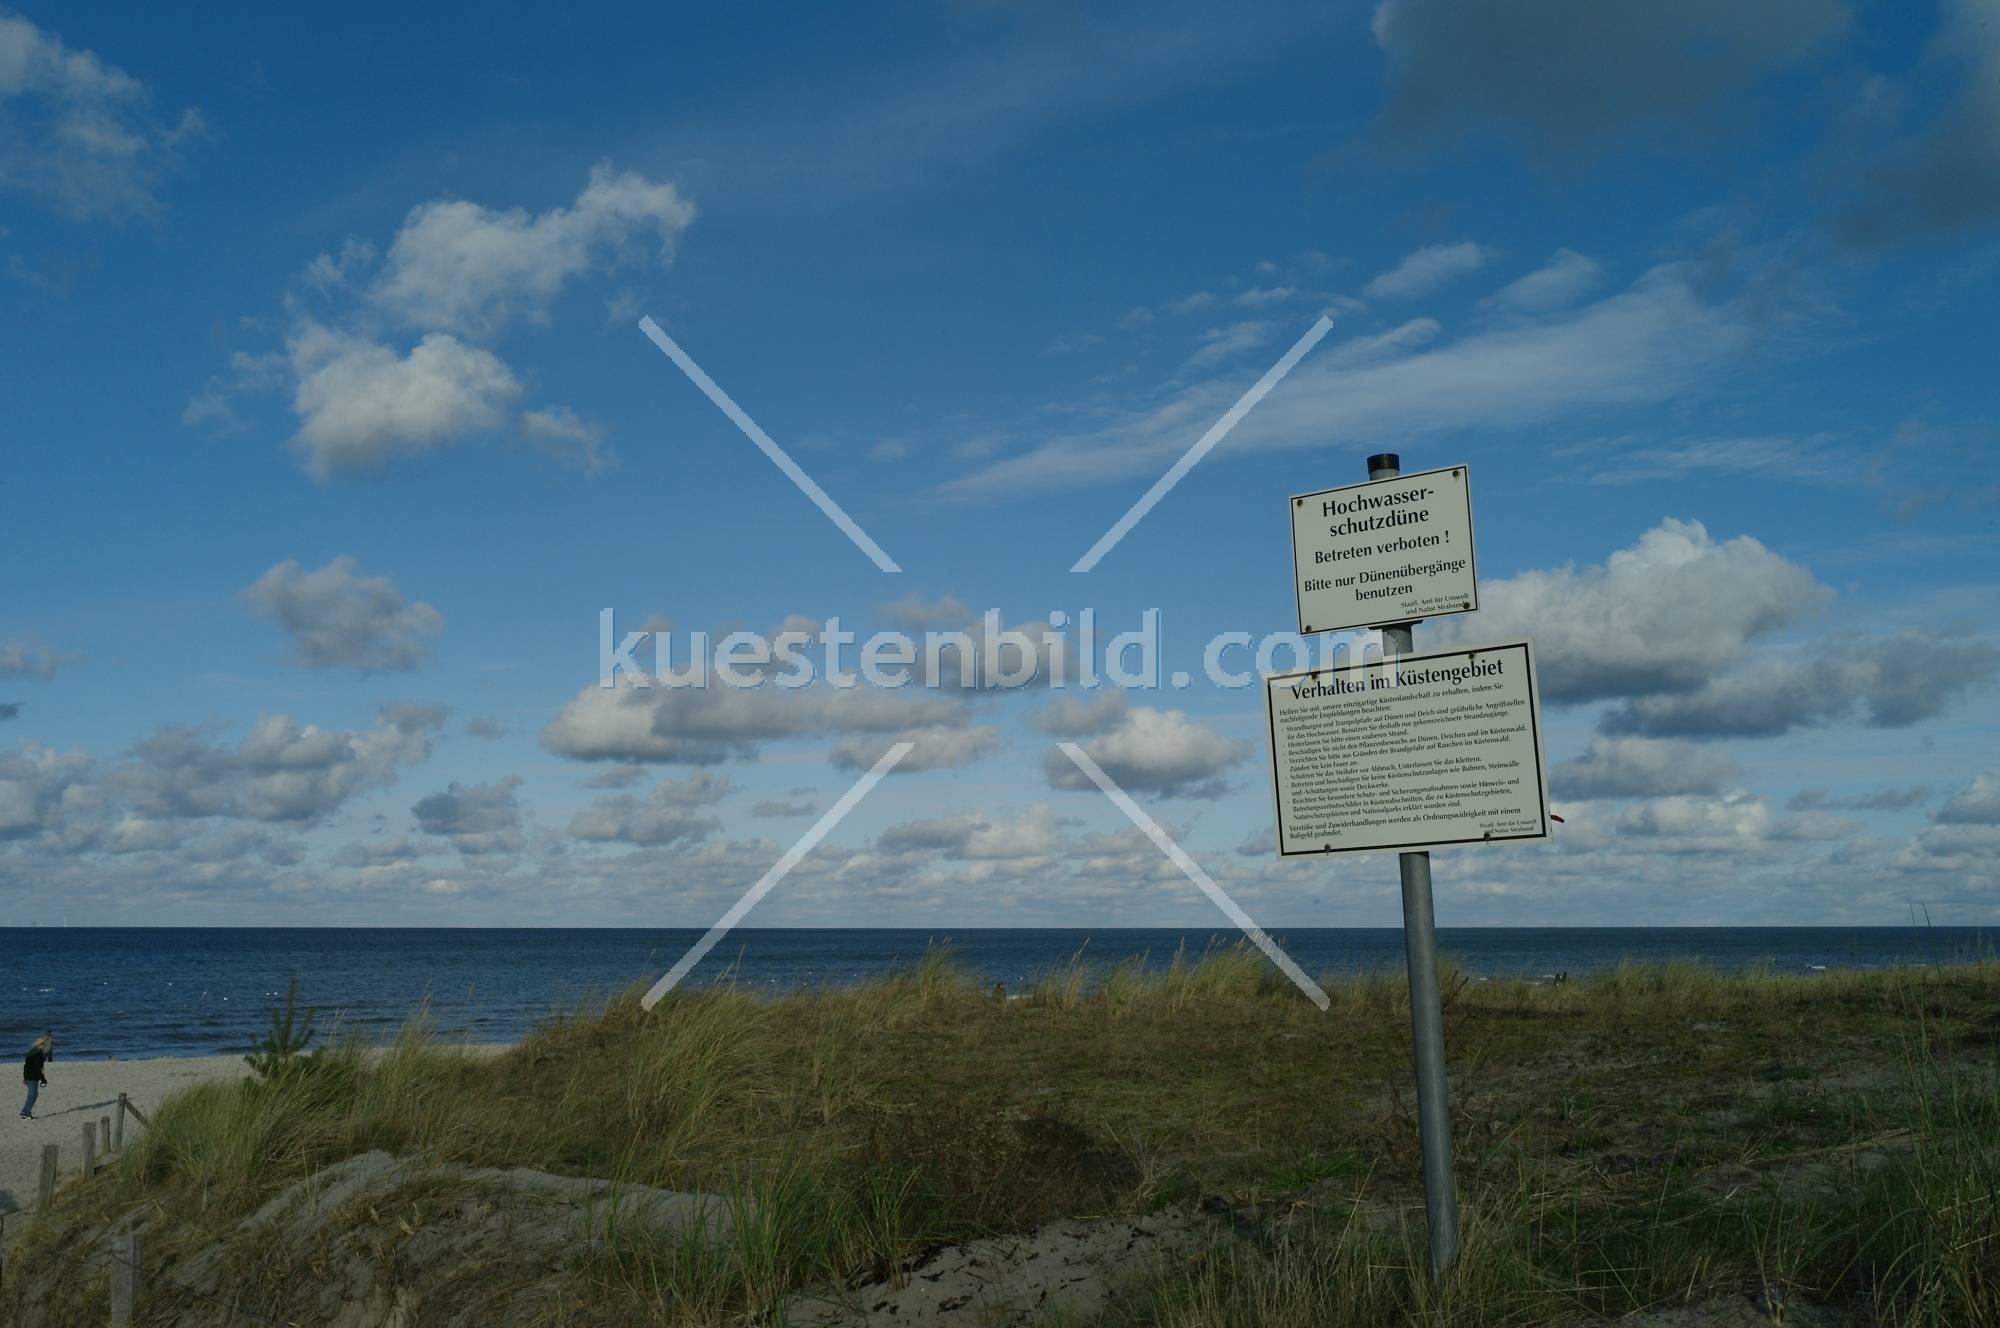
[0,1055,248,1227]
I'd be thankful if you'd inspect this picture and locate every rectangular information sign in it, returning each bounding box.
[1264,639,1549,856]
[1290,466,1478,634]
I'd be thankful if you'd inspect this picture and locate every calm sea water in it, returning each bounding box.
[3,927,1991,1059]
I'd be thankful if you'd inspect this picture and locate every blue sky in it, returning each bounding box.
[3,0,1998,929]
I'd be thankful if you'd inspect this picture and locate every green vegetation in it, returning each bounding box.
[242,974,321,1081]
[7,948,1998,1325]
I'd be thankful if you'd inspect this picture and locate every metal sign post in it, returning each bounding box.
[1367,449,1460,1278]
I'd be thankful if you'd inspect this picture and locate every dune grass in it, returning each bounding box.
[6,947,1998,1325]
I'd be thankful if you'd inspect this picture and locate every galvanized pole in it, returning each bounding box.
[1367,450,1460,1277]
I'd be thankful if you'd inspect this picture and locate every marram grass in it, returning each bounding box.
[8,946,1998,1326]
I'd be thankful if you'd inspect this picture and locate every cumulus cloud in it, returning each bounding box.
[0,743,92,841]
[877,592,972,630]
[879,803,1063,860]
[1602,632,1998,738]
[542,677,969,765]
[518,406,614,476]
[1607,789,1848,850]
[116,703,444,826]
[242,555,443,671]
[196,164,686,478]
[1486,250,1602,312]
[286,323,521,477]
[751,794,818,818]
[1371,0,1847,159]
[369,163,694,336]
[1361,241,1497,300]
[830,725,1001,773]
[465,716,504,740]
[1434,519,1828,704]
[568,771,729,847]
[1040,697,1248,799]
[412,776,523,855]
[0,12,203,219]
[1550,736,1742,800]
[1788,785,1933,812]
[1934,770,2000,825]
[0,640,63,679]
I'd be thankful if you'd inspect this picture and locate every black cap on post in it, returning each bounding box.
[1367,452,1400,477]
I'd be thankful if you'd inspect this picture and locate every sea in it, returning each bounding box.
[3,927,1991,1060]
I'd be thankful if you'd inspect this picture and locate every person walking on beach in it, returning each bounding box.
[21,1032,54,1120]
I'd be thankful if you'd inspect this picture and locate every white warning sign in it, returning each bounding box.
[1265,640,1549,856]
[1290,466,1478,634]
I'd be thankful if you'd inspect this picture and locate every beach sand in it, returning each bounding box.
[1,1055,248,1224]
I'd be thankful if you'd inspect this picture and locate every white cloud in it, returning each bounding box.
[117,703,444,826]
[1550,736,1742,800]
[0,640,64,680]
[1234,285,1295,308]
[0,12,203,219]
[413,776,524,855]
[1040,699,1248,799]
[830,725,1001,773]
[1602,631,1998,737]
[195,164,687,479]
[751,794,818,818]
[1181,320,1274,372]
[300,238,376,290]
[0,743,92,842]
[880,803,1063,860]
[1361,240,1497,300]
[519,406,615,477]
[1434,518,1828,704]
[242,555,443,672]
[1486,249,1602,312]
[877,592,972,630]
[369,162,694,337]
[287,323,521,477]
[569,771,728,846]
[946,263,1755,498]
[1789,786,1933,813]
[542,677,969,765]
[1936,770,2000,825]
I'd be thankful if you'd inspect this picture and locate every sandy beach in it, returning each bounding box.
[0,1055,249,1225]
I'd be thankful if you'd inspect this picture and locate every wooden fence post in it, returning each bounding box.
[83,1120,96,1176]
[38,1143,58,1210]
[109,1230,141,1327]
[101,1114,112,1155]
[115,1093,128,1150]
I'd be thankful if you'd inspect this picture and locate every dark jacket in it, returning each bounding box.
[23,1047,49,1084]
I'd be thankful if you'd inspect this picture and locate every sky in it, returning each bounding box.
[3,0,1998,930]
